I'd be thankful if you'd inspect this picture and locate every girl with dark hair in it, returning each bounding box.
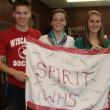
[39,8,74,47]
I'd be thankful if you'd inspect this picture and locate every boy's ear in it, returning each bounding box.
[12,11,15,18]
[29,12,31,18]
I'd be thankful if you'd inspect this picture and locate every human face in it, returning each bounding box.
[12,5,31,28]
[88,14,101,34]
[51,12,66,32]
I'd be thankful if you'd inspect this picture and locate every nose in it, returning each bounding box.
[20,13,25,18]
[92,22,97,26]
[57,21,62,25]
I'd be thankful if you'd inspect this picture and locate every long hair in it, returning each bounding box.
[84,10,104,47]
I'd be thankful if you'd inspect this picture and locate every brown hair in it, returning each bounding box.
[13,0,31,11]
[84,10,104,47]
[49,8,68,22]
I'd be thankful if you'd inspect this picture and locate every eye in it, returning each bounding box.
[89,20,94,23]
[24,12,28,15]
[60,19,65,22]
[52,18,58,22]
[96,20,101,23]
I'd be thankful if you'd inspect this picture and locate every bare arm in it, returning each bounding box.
[0,56,28,82]
[91,45,103,50]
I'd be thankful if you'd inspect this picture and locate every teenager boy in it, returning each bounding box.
[0,1,41,110]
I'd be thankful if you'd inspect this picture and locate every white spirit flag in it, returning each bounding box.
[26,36,110,110]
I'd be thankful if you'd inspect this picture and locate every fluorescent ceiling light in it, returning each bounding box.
[66,0,102,2]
